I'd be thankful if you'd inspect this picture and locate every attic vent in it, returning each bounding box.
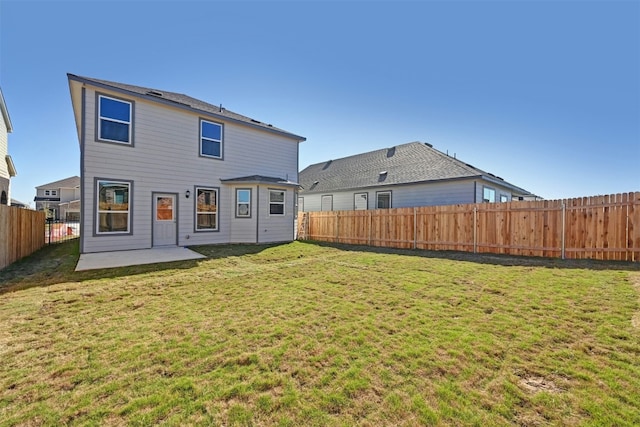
[378,171,388,183]
[146,90,163,97]
[386,147,396,158]
[322,160,333,170]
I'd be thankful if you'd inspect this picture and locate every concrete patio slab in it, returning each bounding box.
[75,247,206,271]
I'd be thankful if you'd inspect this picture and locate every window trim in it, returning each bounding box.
[354,192,368,210]
[376,191,392,209]
[268,189,286,216]
[500,194,509,203]
[321,194,333,212]
[483,186,496,203]
[235,188,252,218]
[194,186,220,232]
[94,178,133,236]
[199,119,224,159]
[297,196,304,212]
[96,93,134,146]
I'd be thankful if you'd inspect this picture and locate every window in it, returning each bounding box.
[44,190,57,196]
[196,187,218,231]
[98,95,132,144]
[200,119,223,158]
[97,180,130,234]
[236,189,251,218]
[269,190,285,215]
[298,197,304,212]
[321,195,333,211]
[354,193,368,210]
[483,187,496,203]
[500,194,509,203]
[45,190,50,196]
[376,191,391,209]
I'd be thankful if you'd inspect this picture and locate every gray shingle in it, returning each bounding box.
[299,142,532,195]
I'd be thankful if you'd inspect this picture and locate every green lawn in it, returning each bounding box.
[1,241,639,426]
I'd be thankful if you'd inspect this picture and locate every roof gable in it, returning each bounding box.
[67,74,305,142]
[299,142,532,195]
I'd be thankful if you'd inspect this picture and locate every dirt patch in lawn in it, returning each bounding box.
[632,273,640,330]
[519,376,562,394]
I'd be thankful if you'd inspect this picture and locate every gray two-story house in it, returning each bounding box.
[34,176,81,220]
[68,74,305,254]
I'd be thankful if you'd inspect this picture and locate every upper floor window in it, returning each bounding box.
[269,190,285,215]
[98,95,132,144]
[44,190,57,196]
[483,187,496,203]
[376,191,391,209]
[200,120,223,158]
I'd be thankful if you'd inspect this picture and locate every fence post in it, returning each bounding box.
[413,207,417,250]
[473,206,477,254]
[561,202,566,260]
[368,211,372,246]
[626,202,630,262]
[335,212,339,243]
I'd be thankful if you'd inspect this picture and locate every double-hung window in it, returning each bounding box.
[269,190,285,215]
[236,189,251,218]
[483,187,496,203]
[98,95,132,144]
[200,120,223,158]
[96,180,131,234]
[376,191,391,209]
[196,187,218,231]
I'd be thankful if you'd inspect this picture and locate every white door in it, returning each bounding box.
[153,194,177,246]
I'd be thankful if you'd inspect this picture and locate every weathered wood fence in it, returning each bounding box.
[0,205,46,270]
[298,192,640,262]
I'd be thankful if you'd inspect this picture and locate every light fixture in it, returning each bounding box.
[185,190,191,199]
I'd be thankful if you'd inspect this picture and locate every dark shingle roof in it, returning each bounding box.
[299,142,532,195]
[67,74,305,142]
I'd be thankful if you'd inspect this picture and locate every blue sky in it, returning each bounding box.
[1,0,638,207]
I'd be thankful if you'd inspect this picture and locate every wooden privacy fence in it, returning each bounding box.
[298,192,640,262]
[0,205,46,270]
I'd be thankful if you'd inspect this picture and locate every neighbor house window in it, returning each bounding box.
[298,197,304,212]
[376,191,391,209]
[354,193,368,210]
[98,94,132,144]
[236,189,251,218]
[269,190,285,215]
[500,194,509,203]
[96,180,130,234]
[483,187,496,203]
[321,195,333,211]
[196,187,218,231]
[200,119,223,158]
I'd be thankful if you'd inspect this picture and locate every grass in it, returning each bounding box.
[1,240,639,426]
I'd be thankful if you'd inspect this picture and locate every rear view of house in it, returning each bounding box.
[68,74,305,254]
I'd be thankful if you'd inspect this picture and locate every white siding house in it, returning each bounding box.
[68,74,305,254]
[0,86,17,206]
[299,142,536,212]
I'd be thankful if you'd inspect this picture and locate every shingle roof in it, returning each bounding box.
[220,175,300,187]
[299,142,532,195]
[37,175,80,189]
[67,74,305,142]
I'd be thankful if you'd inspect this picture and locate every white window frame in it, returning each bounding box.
[200,119,223,159]
[483,186,496,203]
[500,194,509,203]
[96,179,131,235]
[98,94,132,145]
[376,191,392,209]
[321,195,333,212]
[354,192,368,210]
[269,189,285,216]
[236,188,251,218]
[195,187,219,231]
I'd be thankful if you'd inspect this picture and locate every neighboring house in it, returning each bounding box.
[298,141,536,212]
[34,176,81,220]
[0,86,17,205]
[10,199,29,209]
[67,74,305,254]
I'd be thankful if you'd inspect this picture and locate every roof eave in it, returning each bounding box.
[67,74,306,143]
[5,155,17,177]
[0,87,13,133]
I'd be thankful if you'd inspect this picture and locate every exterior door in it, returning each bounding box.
[153,193,177,246]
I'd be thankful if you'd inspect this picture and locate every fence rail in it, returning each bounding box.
[298,192,640,262]
[0,205,46,270]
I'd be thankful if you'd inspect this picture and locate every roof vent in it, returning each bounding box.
[386,147,396,158]
[379,171,387,175]
[424,142,433,148]
[251,119,262,124]
[322,160,333,170]
[378,171,388,182]
[146,90,163,97]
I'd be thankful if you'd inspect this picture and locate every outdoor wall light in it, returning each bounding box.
[185,190,191,199]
